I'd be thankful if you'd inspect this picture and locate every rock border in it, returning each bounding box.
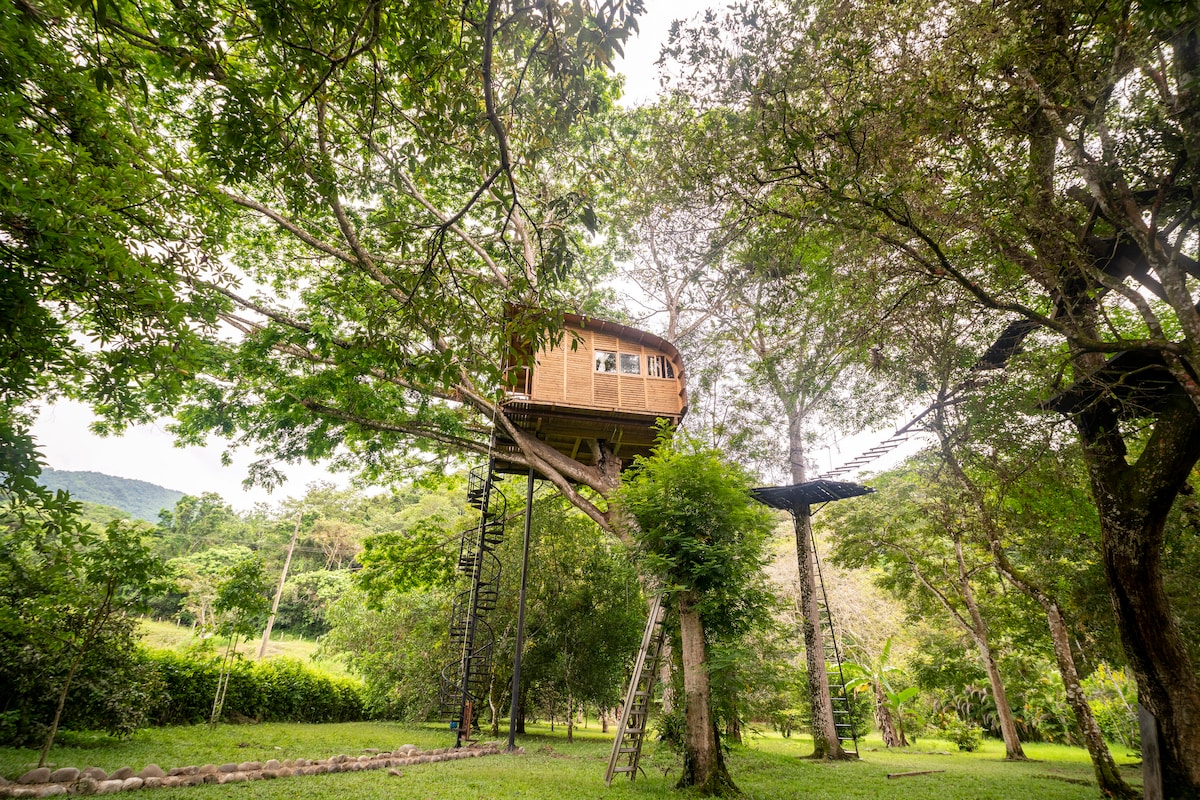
[0,744,502,798]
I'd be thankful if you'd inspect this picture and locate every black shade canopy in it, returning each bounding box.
[750,479,874,511]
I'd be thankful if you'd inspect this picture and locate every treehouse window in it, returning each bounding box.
[620,353,641,375]
[647,355,675,379]
[595,350,617,373]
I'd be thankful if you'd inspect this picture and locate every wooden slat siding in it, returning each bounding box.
[592,331,623,409]
[646,379,680,414]
[620,375,647,410]
[522,320,685,418]
[533,338,566,402]
[565,329,595,407]
[593,332,621,351]
[594,373,619,407]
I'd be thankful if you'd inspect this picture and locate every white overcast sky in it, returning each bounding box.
[32,1,719,509]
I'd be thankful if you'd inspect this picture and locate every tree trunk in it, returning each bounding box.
[874,682,901,748]
[794,508,845,759]
[973,627,1025,760]
[1097,505,1200,797]
[1045,603,1135,798]
[677,591,737,796]
[566,698,574,743]
[1076,398,1200,797]
[786,409,847,761]
[726,703,742,745]
[957,539,1025,760]
[660,639,675,714]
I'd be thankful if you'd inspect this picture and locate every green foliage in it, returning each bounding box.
[142,650,365,726]
[213,556,270,640]
[844,636,920,744]
[319,485,646,727]
[155,494,253,559]
[619,433,775,637]
[355,518,459,601]
[320,586,450,721]
[274,570,350,638]
[1081,665,1140,750]
[0,516,167,746]
[165,545,256,627]
[942,718,984,753]
[496,494,644,725]
[708,617,808,739]
[0,0,226,528]
[67,0,647,501]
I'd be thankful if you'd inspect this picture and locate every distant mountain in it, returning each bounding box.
[39,468,186,523]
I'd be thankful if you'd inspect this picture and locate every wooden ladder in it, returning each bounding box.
[605,592,670,786]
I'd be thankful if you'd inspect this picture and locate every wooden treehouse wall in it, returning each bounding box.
[527,325,684,417]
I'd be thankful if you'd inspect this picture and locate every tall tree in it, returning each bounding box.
[828,465,1029,760]
[923,386,1136,794]
[75,0,646,533]
[619,435,774,796]
[664,0,1200,790]
[613,104,903,757]
[709,224,893,759]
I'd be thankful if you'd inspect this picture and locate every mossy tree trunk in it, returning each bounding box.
[677,591,738,797]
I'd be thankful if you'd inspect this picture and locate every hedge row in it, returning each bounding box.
[145,651,367,726]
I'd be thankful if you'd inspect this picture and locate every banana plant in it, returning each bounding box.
[843,637,917,747]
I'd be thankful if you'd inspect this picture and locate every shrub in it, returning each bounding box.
[940,717,983,752]
[143,649,366,726]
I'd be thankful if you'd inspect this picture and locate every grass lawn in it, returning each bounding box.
[138,619,350,677]
[0,721,1142,799]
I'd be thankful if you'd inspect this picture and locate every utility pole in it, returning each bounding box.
[259,511,302,660]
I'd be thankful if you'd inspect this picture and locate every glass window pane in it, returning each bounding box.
[620,353,641,375]
[595,350,616,372]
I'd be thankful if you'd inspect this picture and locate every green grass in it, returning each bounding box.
[1,721,1142,799]
[138,618,351,677]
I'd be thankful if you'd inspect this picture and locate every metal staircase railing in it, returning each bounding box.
[606,592,670,785]
[439,459,507,746]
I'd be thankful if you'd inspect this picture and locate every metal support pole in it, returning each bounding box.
[507,468,535,752]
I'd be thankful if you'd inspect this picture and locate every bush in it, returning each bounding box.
[143,650,367,726]
[0,615,159,746]
[940,717,983,752]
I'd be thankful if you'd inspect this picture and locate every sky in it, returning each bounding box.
[30,1,720,510]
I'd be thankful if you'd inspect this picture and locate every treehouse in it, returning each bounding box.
[495,313,687,473]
